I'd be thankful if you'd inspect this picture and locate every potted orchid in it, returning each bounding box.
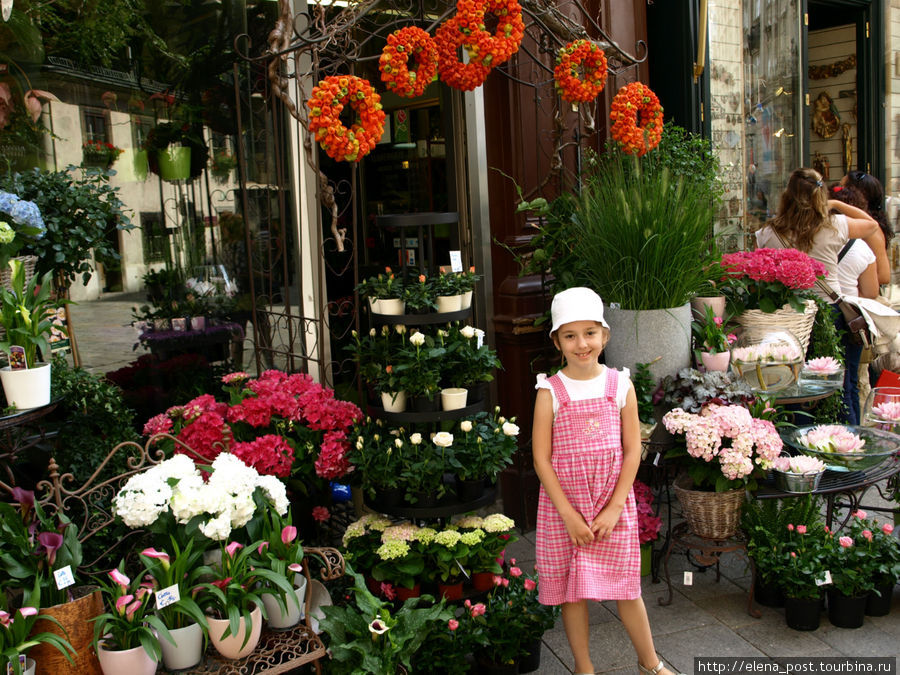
[196,540,295,659]
[137,541,208,670]
[91,566,170,675]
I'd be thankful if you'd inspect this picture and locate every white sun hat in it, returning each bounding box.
[549,287,610,334]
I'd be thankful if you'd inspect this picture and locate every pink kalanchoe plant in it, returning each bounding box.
[804,356,842,375]
[799,425,866,454]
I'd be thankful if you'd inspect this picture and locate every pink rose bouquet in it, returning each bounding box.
[662,403,783,491]
[718,247,826,314]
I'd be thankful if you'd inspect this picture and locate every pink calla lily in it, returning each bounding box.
[109,568,130,589]
[288,563,303,573]
[225,541,243,558]
[281,526,297,545]
[115,594,134,614]
[23,89,59,122]
[125,600,142,620]
[141,548,171,569]
[18,607,38,618]
[257,541,269,555]
[0,611,10,627]
[11,487,34,513]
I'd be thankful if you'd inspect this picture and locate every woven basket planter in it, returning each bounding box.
[0,255,37,290]
[734,299,818,354]
[673,474,745,540]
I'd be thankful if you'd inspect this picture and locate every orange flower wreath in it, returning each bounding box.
[434,17,492,91]
[306,75,386,162]
[456,0,525,68]
[609,82,663,156]
[379,27,439,98]
[553,39,607,103]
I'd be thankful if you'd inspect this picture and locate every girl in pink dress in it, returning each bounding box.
[533,287,678,675]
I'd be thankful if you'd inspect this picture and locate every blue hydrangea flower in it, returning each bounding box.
[0,191,16,215]
[0,190,45,239]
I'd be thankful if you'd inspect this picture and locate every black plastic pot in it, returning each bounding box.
[785,595,822,631]
[827,589,867,629]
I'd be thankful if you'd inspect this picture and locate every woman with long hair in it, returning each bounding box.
[756,167,877,423]
[841,170,893,285]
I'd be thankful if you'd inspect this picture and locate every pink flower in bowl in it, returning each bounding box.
[804,356,841,375]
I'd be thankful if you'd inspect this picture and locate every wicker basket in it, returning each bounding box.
[734,299,818,354]
[673,473,745,540]
[0,254,38,290]
[28,586,103,675]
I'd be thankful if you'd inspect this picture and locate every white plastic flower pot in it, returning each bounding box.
[441,387,468,411]
[377,298,406,315]
[381,391,407,412]
[208,606,262,660]
[97,642,159,675]
[0,362,51,409]
[461,290,473,309]
[159,622,203,671]
[260,576,307,629]
[436,295,462,313]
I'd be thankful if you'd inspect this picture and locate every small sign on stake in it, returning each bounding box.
[54,565,75,590]
[449,250,463,273]
[156,583,181,610]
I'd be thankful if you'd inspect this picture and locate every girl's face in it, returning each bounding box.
[553,320,608,367]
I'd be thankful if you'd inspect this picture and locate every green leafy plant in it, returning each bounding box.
[445,324,501,387]
[691,304,734,355]
[741,496,822,586]
[447,410,519,482]
[0,167,134,287]
[632,361,656,425]
[401,271,435,313]
[0,259,59,367]
[393,329,444,398]
[355,267,404,300]
[209,149,237,181]
[137,541,209,632]
[317,568,451,675]
[778,523,829,600]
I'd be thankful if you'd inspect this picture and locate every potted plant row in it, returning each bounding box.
[347,410,519,508]
[342,513,518,600]
[350,323,500,413]
[356,266,480,315]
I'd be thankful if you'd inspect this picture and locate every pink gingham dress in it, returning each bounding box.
[535,369,640,605]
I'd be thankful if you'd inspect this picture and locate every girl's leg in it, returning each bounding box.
[617,597,674,675]
[562,600,593,674]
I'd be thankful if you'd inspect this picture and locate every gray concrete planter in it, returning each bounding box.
[603,303,692,383]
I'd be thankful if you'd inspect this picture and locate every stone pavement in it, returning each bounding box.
[67,294,900,673]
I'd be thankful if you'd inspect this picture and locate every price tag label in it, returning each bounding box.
[449,250,463,273]
[815,570,832,586]
[156,583,181,610]
[475,328,485,349]
[54,565,75,590]
[683,571,693,586]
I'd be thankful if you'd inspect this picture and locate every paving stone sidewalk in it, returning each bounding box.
[69,293,900,673]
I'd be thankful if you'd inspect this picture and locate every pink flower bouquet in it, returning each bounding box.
[662,403,783,491]
[719,247,826,314]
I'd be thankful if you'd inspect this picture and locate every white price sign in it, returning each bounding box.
[449,250,463,273]
[155,583,181,610]
[54,565,75,590]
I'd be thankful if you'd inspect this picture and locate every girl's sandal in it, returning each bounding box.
[639,658,686,675]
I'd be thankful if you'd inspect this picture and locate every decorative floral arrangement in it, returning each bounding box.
[143,370,361,489]
[798,425,865,454]
[718,248,826,314]
[691,304,736,355]
[633,479,662,544]
[307,75,385,162]
[82,140,124,166]
[609,82,663,156]
[113,452,289,542]
[659,368,754,414]
[92,567,170,659]
[0,190,45,270]
[379,27,439,98]
[804,356,842,376]
[553,39,608,103]
[434,17,492,91]
[771,454,826,475]
[455,0,525,68]
[662,403,783,491]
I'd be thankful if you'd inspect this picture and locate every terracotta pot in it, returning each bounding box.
[30,587,103,675]
[700,350,730,372]
[471,572,495,592]
[96,643,158,675]
[208,606,263,659]
[437,581,463,601]
[158,622,203,671]
[394,583,421,602]
[691,296,727,321]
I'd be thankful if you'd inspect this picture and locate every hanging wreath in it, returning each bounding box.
[435,17,492,91]
[553,40,608,103]
[306,76,386,162]
[455,0,525,68]
[609,82,663,156]
[379,27,439,98]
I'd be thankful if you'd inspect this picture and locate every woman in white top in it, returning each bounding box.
[755,167,878,424]
[831,184,879,299]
